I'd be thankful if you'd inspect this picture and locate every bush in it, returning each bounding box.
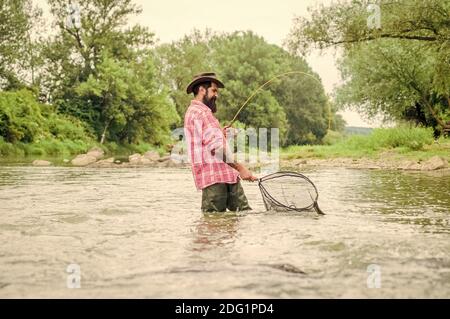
[102,141,166,156]
[0,90,47,142]
[369,126,434,150]
[281,126,436,160]
[329,126,434,152]
[322,130,345,145]
[46,113,94,142]
[0,89,93,144]
[0,139,95,157]
[0,140,24,157]
[0,89,96,158]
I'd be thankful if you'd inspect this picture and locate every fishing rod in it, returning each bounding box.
[227,71,323,127]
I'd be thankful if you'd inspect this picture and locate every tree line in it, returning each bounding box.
[0,0,345,152]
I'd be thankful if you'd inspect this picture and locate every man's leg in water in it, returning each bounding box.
[201,183,228,212]
[227,181,252,211]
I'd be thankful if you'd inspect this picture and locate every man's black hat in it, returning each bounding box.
[186,72,225,94]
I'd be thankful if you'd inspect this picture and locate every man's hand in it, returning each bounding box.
[236,164,258,182]
[223,125,238,138]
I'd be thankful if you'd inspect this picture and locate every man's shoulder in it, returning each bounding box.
[185,104,207,121]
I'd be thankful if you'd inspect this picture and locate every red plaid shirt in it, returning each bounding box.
[184,100,239,190]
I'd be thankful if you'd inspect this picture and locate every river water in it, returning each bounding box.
[0,165,449,298]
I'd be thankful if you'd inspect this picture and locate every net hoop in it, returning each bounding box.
[258,171,324,215]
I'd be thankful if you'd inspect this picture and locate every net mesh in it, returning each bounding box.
[258,171,324,215]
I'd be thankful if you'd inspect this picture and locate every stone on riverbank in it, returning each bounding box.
[128,153,142,165]
[397,156,448,171]
[164,159,181,168]
[158,155,171,162]
[399,160,417,170]
[89,157,115,167]
[421,156,448,171]
[128,153,157,166]
[143,150,160,162]
[280,155,449,172]
[71,154,97,166]
[86,147,104,160]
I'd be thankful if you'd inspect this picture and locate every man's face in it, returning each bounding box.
[201,82,219,113]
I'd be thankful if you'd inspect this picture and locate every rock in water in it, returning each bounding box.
[90,157,115,167]
[71,154,97,166]
[102,157,115,163]
[86,147,104,160]
[399,160,417,170]
[32,160,52,166]
[421,156,448,171]
[158,155,171,162]
[143,150,160,162]
[140,158,152,165]
[164,159,180,167]
[266,263,306,274]
[128,153,143,165]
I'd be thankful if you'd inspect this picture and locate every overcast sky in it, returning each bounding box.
[36,0,381,127]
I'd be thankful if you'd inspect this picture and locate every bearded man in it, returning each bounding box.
[184,72,257,212]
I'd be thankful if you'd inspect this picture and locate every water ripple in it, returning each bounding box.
[0,166,449,298]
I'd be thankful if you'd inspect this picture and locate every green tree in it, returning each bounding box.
[270,53,330,144]
[156,30,335,145]
[286,0,450,133]
[0,0,43,90]
[44,0,155,106]
[76,53,179,144]
[155,30,214,122]
[328,101,346,132]
[336,40,449,134]
[210,31,289,142]
[0,89,92,143]
[40,0,178,144]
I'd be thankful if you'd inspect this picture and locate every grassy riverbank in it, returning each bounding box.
[281,127,450,163]
[1,127,449,167]
[0,138,166,164]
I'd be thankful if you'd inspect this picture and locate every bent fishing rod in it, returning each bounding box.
[227,71,323,127]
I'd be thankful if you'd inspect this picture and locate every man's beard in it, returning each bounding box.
[203,95,217,113]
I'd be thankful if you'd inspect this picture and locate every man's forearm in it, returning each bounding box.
[227,161,243,171]
[215,144,242,171]
[214,144,256,181]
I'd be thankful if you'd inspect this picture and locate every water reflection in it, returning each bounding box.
[362,170,450,213]
[192,212,240,251]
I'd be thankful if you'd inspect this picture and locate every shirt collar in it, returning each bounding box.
[190,99,212,113]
